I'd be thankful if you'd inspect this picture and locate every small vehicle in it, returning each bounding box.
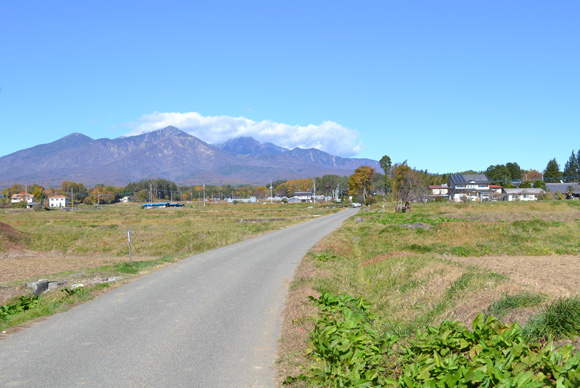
[351,202,362,208]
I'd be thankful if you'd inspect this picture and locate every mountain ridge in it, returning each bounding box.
[0,127,379,186]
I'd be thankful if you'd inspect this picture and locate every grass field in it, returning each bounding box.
[0,201,341,327]
[277,200,580,387]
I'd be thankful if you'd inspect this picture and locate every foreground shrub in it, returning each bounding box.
[287,292,580,387]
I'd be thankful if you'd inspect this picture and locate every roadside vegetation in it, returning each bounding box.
[0,201,340,331]
[278,200,580,387]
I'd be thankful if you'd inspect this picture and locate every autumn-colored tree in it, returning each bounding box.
[348,166,375,203]
[524,169,543,181]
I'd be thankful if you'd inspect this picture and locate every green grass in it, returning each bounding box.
[525,296,580,340]
[485,292,546,319]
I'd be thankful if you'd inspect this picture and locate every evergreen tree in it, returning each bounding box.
[506,162,523,180]
[563,150,579,182]
[543,158,562,183]
[379,155,392,194]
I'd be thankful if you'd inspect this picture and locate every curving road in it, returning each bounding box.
[0,208,357,388]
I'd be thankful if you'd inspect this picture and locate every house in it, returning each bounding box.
[226,197,257,203]
[546,183,580,199]
[11,193,35,204]
[293,192,313,202]
[429,184,449,199]
[447,174,492,202]
[142,202,184,209]
[502,188,544,201]
[49,195,70,208]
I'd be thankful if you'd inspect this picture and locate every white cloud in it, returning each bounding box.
[125,112,363,157]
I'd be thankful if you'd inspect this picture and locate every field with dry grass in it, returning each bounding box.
[277,200,580,386]
[0,202,340,304]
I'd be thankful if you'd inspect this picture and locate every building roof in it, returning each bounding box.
[449,174,491,185]
[49,195,68,198]
[503,188,544,194]
[490,185,503,189]
[12,193,34,198]
[545,183,580,194]
[429,184,448,189]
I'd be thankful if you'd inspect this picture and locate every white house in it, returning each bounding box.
[11,193,35,204]
[447,174,492,202]
[49,195,70,208]
[502,188,544,201]
[429,184,449,200]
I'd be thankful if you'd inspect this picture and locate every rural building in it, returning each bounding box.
[447,174,492,202]
[293,192,313,202]
[49,195,70,208]
[546,183,580,199]
[120,196,131,203]
[226,197,257,203]
[142,202,185,209]
[11,193,35,204]
[502,188,544,201]
[429,184,449,200]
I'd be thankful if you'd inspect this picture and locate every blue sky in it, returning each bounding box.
[1,1,578,174]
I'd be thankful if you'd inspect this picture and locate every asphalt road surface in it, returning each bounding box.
[0,208,358,388]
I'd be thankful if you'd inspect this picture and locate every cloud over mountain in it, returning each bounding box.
[125,112,363,157]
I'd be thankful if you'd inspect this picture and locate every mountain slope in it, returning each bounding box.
[0,127,379,186]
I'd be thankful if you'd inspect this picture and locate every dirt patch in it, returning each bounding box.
[0,222,29,250]
[0,251,156,285]
[448,255,580,297]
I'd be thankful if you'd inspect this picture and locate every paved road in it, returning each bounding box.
[0,208,357,388]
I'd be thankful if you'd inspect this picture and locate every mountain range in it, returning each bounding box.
[0,126,380,186]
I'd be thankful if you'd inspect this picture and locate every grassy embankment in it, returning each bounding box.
[0,202,340,331]
[279,200,580,387]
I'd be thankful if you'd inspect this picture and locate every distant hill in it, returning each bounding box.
[0,126,379,186]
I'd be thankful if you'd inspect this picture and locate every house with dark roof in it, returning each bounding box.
[546,183,580,199]
[447,174,492,202]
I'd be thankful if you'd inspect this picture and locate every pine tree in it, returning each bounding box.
[563,150,579,182]
[544,158,562,183]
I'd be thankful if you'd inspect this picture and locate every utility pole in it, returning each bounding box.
[203,184,206,207]
[313,179,316,204]
[70,189,73,209]
[270,180,273,204]
[149,184,152,202]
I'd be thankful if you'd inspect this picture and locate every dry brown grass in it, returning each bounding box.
[448,255,580,297]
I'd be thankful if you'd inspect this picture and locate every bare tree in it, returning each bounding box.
[398,170,429,203]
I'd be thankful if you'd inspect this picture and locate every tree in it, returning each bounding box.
[379,155,392,194]
[398,169,429,202]
[348,166,375,203]
[518,180,532,188]
[506,162,523,180]
[563,150,579,182]
[485,164,511,183]
[533,179,547,190]
[524,169,543,181]
[391,162,412,199]
[544,158,562,183]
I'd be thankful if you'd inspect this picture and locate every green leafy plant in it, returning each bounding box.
[288,292,580,388]
[314,254,337,262]
[0,295,40,321]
